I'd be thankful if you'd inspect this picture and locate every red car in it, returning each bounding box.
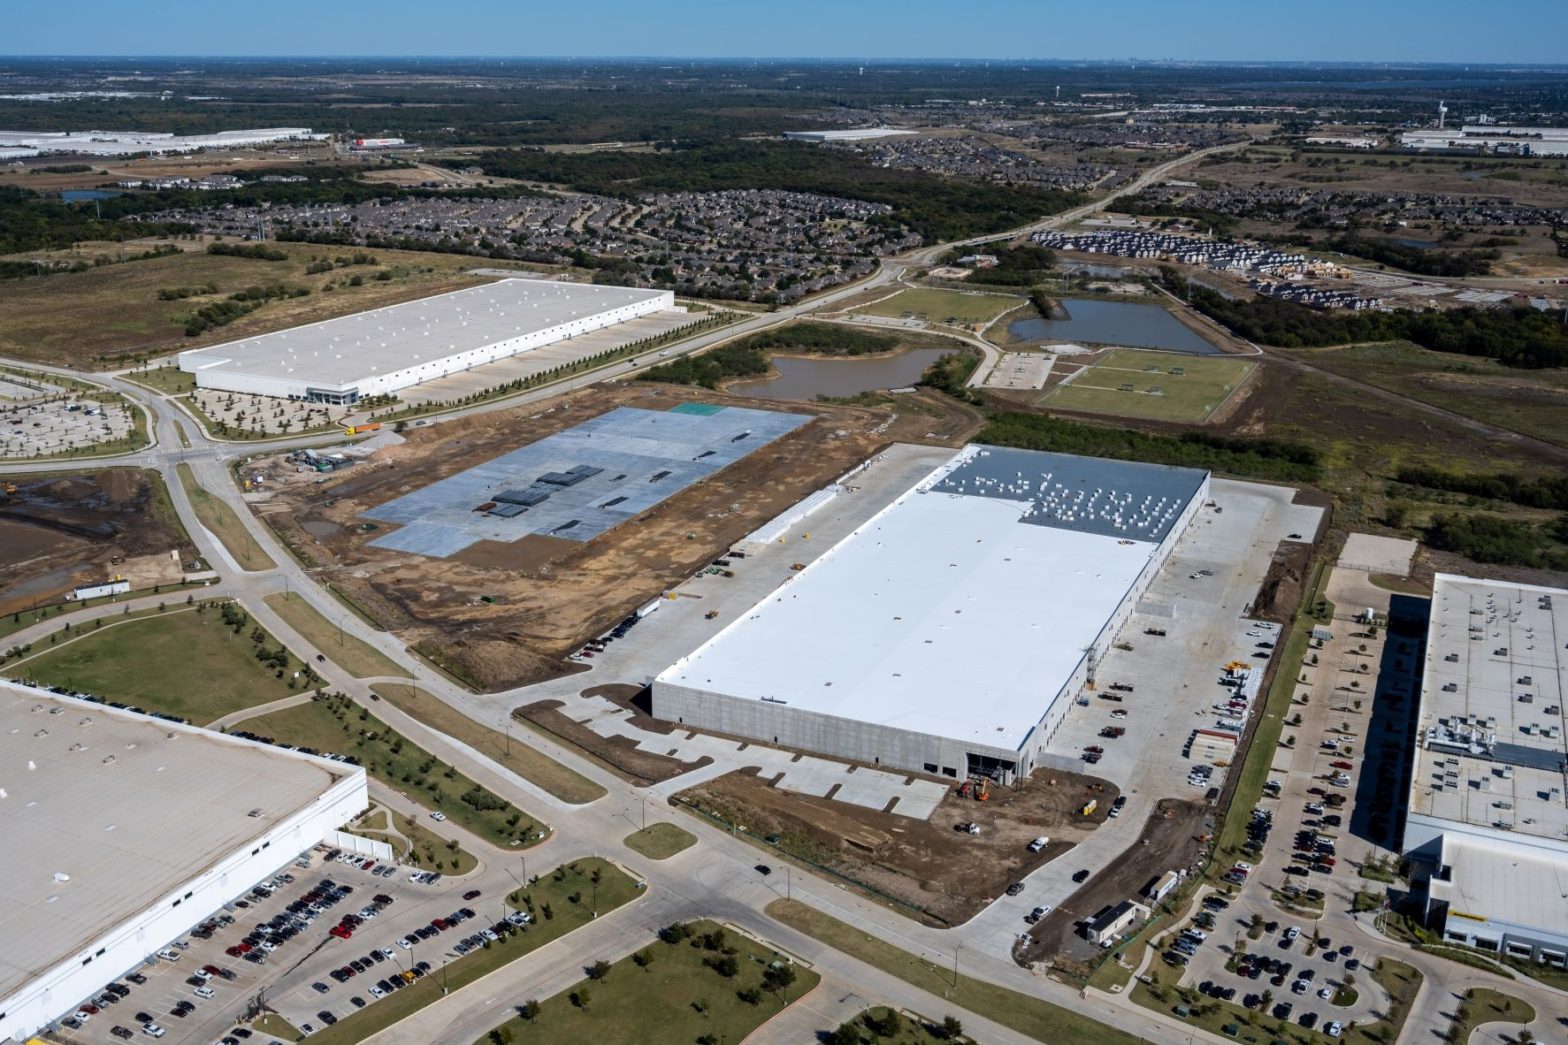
[330,926,352,939]
[225,946,244,957]
[1330,760,1353,770]
[463,890,482,901]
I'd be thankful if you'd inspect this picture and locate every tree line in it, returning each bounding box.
[1161,268,1568,367]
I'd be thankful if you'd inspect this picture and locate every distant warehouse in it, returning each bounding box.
[653,445,1210,784]
[178,278,673,404]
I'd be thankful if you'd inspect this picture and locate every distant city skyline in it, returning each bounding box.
[6,0,1567,64]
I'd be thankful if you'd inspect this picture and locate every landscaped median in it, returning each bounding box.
[266,591,406,679]
[765,899,1142,1045]
[291,859,641,1045]
[176,461,277,570]
[373,683,606,804]
[623,822,697,860]
[479,918,816,1045]
[238,692,550,858]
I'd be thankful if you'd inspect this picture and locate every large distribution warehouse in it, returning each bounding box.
[0,681,369,1040]
[178,278,674,404]
[1409,575,1568,968]
[653,445,1210,783]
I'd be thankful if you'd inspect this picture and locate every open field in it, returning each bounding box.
[1042,347,1256,423]
[767,899,1140,1045]
[265,591,406,678]
[248,383,952,690]
[485,918,819,1045]
[682,765,1117,926]
[177,462,277,570]
[300,858,639,1045]
[0,241,542,368]
[0,467,192,617]
[623,822,696,860]
[238,692,549,852]
[5,602,309,724]
[1287,341,1568,448]
[372,682,607,804]
[837,1007,973,1044]
[857,287,1022,327]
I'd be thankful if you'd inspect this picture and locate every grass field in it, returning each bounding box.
[0,243,538,368]
[301,859,638,1045]
[623,823,697,860]
[836,1007,972,1044]
[1447,987,1535,1042]
[251,1013,303,1041]
[1287,340,1568,448]
[1043,348,1256,423]
[240,693,549,853]
[766,900,1140,1045]
[6,602,308,724]
[485,918,819,1045]
[265,592,406,678]
[122,366,197,395]
[372,683,606,804]
[176,462,277,571]
[858,287,1021,327]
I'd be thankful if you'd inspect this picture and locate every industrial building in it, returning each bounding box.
[1409,575,1568,967]
[653,445,1210,783]
[0,127,327,159]
[1400,124,1568,156]
[0,681,369,1040]
[178,278,674,404]
[782,127,911,142]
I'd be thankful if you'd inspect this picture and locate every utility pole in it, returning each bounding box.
[953,942,961,987]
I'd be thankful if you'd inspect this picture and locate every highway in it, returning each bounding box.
[8,140,1561,1044]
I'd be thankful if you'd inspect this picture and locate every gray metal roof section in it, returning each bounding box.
[365,404,811,556]
[929,444,1209,543]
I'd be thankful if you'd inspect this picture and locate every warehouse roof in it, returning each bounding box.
[1411,575,1568,842]
[0,682,354,1001]
[178,278,669,391]
[658,446,1207,752]
[1432,835,1568,941]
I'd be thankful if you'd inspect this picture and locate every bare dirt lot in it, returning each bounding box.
[515,686,707,786]
[253,383,963,691]
[0,468,192,616]
[679,766,1120,926]
[1015,798,1211,970]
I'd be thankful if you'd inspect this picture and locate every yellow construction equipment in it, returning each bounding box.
[1081,799,1098,817]
[975,778,990,801]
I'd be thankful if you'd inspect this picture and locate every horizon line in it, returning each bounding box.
[4,54,1568,68]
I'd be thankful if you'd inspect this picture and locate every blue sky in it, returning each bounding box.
[6,0,1567,63]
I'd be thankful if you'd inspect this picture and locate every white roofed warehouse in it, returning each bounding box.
[178,278,674,404]
[653,445,1210,785]
[1408,574,1568,968]
[0,681,369,1041]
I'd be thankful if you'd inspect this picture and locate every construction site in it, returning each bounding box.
[0,469,194,618]
[680,761,1121,926]
[245,384,968,690]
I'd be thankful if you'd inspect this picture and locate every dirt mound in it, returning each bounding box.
[1251,540,1311,623]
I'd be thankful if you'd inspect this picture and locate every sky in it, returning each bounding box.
[6,0,1568,64]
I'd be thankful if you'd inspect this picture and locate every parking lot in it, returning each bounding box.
[52,846,500,1045]
[1,394,134,457]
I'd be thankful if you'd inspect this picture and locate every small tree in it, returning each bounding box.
[633,949,653,972]
[569,988,590,1011]
[941,1015,964,1040]
[587,959,611,982]
[520,999,541,1023]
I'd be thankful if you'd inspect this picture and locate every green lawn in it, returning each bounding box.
[1448,987,1535,1043]
[482,918,818,1045]
[1290,340,1568,448]
[766,900,1141,1045]
[122,365,197,395]
[373,683,606,804]
[6,602,311,724]
[251,1013,302,1041]
[302,859,639,1045]
[859,287,1022,327]
[623,823,697,860]
[176,462,277,571]
[1043,348,1256,423]
[266,592,406,679]
[240,693,549,854]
